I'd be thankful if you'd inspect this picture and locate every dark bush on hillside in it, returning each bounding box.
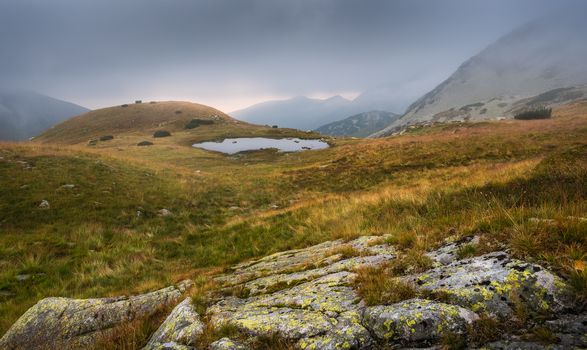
[137,141,153,146]
[153,130,171,138]
[514,108,552,120]
[153,130,171,137]
[121,104,129,107]
[185,119,214,129]
[272,125,278,128]
[99,135,114,141]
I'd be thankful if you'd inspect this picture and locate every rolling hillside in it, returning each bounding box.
[36,101,316,145]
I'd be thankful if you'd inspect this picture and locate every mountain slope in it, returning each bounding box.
[315,110,399,137]
[373,14,587,136]
[0,90,89,141]
[231,95,366,130]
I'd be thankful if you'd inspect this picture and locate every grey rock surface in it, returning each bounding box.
[0,282,190,350]
[145,298,204,349]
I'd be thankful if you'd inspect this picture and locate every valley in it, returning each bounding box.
[1,100,586,348]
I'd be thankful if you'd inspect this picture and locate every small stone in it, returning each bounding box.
[158,209,173,217]
[60,184,75,189]
[15,274,30,281]
[0,290,15,298]
[38,200,50,209]
[137,211,143,218]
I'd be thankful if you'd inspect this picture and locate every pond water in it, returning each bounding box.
[192,137,329,154]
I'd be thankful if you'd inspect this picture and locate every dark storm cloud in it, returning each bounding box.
[0,0,583,111]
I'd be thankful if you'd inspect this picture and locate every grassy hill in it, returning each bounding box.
[35,101,318,145]
[1,100,586,341]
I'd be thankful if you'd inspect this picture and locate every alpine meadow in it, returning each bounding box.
[1,1,586,349]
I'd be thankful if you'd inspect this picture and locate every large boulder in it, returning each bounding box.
[0,282,191,350]
[208,236,399,350]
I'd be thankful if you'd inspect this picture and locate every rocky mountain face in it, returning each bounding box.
[231,95,367,131]
[0,90,89,141]
[2,232,584,349]
[373,14,587,137]
[315,110,400,137]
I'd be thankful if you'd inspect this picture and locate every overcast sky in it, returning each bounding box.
[0,0,583,112]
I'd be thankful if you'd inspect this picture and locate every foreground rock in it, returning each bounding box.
[144,298,204,350]
[208,236,578,349]
[409,251,573,318]
[0,281,191,350]
[1,234,583,349]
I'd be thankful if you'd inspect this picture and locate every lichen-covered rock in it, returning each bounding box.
[242,254,393,296]
[143,342,194,350]
[209,272,373,349]
[544,313,587,348]
[0,283,188,350]
[480,340,567,349]
[216,235,393,288]
[363,298,478,346]
[425,235,480,266]
[144,298,204,349]
[409,252,573,318]
[209,338,249,350]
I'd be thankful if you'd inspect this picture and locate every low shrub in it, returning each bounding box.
[514,108,552,120]
[185,119,214,129]
[153,130,171,138]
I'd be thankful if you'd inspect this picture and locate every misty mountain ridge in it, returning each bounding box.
[315,110,400,138]
[231,95,366,130]
[372,13,587,136]
[0,89,89,141]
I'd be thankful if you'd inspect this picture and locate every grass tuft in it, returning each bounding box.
[353,265,417,306]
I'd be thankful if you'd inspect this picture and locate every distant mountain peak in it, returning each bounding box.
[316,110,399,138]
